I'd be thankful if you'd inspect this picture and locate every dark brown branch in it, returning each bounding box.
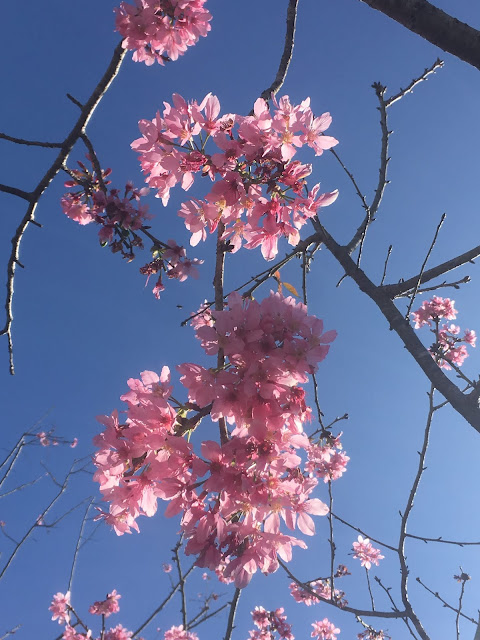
[332,512,397,552]
[382,244,480,298]
[223,588,241,640]
[359,0,480,72]
[0,184,32,201]
[173,541,188,629]
[0,132,62,148]
[258,0,299,101]
[406,533,480,546]
[311,220,480,433]
[346,59,442,257]
[0,41,126,375]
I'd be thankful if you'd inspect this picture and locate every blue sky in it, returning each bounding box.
[1,1,480,638]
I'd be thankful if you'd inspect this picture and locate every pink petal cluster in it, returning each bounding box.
[132,93,338,260]
[50,592,71,625]
[411,296,458,328]
[62,165,151,255]
[105,625,133,640]
[163,625,198,640]
[115,0,211,66]
[62,163,201,297]
[93,294,338,587]
[305,433,349,483]
[412,297,476,369]
[249,606,293,640]
[289,578,347,607]
[311,619,340,640]
[88,590,121,617]
[352,536,384,570]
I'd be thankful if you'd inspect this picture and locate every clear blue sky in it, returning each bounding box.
[1,1,480,639]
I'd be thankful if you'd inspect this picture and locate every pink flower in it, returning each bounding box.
[105,624,133,640]
[89,590,121,617]
[163,625,198,640]
[352,535,384,570]
[311,619,340,640]
[70,438,78,448]
[50,592,71,625]
[162,563,173,573]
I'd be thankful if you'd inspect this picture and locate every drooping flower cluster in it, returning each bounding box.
[412,297,476,369]
[352,536,384,570]
[61,161,202,297]
[93,293,341,587]
[132,93,338,261]
[115,0,212,66]
[61,161,150,251]
[311,619,340,640]
[248,606,293,640]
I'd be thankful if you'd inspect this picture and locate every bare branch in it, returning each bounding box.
[385,58,444,107]
[223,588,241,640]
[310,221,480,433]
[405,212,446,320]
[332,512,397,552]
[405,533,480,546]
[382,244,480,298]
[258,0,299,102]
[0,132,62,148]
[416,577,477,626]
[359,0,480,72]
[0,184,32,201]
[0,41,126,375]
[279,559,406,619]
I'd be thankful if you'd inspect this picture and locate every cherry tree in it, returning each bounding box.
[1,2,480,640]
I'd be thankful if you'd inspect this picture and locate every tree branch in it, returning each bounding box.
[359,0,480,72]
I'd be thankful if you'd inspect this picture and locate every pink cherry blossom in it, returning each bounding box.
[352,535,384,570]
[88,590,121,617]
[50,592,71,625]
[311,619,340,640]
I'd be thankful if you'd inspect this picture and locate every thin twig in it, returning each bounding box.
[405,533,480,546]
[0,132,63,148]
[131,563,196,638]
[173,541,188,629]
[405,213,446,320]
[380,245,393,286]
[332,513,397,552]
[416,577,477,625]
[68,497,94,593]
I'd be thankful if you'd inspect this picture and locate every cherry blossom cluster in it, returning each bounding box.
[115,0,211,66]
[311,619,340,640]
[357,629,390,640]
[352,536,384,570]
[412,297,476,370]
[248,606,293,640]
[305,433,349,483]
[61,161,202,297]
[289,567,349,607]
[93,293,343,587]
[62,161,150,251]
[132,93,338,260]
[164,625,198,640]
[49,591,136,640]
